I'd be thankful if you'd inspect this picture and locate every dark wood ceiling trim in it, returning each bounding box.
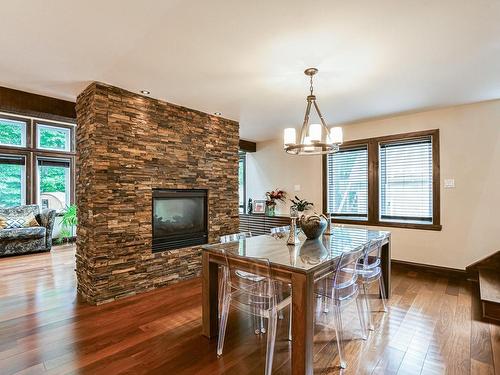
[0,86,76,123]
[239,139,256,152]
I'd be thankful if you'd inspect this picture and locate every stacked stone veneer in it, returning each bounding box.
[75,82,239,305]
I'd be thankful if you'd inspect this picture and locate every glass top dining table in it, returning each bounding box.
[202,225,390,274]
[201,225,391,375]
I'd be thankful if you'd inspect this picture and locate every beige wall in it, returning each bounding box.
[246,100,500,269]
[246,142,323,215]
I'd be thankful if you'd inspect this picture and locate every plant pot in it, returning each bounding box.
[265,205,276,217]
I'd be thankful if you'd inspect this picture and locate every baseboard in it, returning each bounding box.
[391,259,466,277]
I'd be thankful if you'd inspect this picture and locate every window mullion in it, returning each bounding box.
[432,132,440,226]
[368,139,379,223]
[26,152,33,205]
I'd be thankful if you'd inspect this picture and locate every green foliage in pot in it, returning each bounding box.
[56,204,77,244]
[290,196,313,212]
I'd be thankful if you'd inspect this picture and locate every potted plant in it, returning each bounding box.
[265,189,286,216]
[58,204,77,244]
[290,196,314,213]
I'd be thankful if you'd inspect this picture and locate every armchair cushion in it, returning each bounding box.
[0,212,40,229]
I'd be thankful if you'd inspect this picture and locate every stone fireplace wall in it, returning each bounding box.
[75,82,239,304]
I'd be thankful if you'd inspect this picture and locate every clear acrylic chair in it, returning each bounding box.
[269,225,293,320]
[217,250,291,375]
[270,225,290,235]
[219,232,267,334]
[270,225,290,240]
[220,232,253,243]
[357,237,388,331]
[316,246,368,369]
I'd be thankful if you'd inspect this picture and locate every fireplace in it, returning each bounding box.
[152,189,208,252]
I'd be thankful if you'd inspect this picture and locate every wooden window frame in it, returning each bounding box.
[324,143,370,220]
[323,129,441,231]
[0,112,76,208]
[238,151,246,214]
[33,120,76,153]
[33,154,75,208]
[0,114,31,148]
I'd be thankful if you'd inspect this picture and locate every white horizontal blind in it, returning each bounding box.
[326,146,368,219]
[379,137,433,223]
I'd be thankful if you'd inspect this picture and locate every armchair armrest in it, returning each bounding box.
[37,209,57,249]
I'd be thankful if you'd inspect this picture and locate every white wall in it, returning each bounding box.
[246,142,323,216]
[245,100,500,269]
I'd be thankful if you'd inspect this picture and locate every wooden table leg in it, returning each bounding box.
[291,272,314,375]
[381,238,391,298]
[202,252,219,338]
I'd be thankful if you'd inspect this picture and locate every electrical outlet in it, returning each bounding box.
[444,179,455,188]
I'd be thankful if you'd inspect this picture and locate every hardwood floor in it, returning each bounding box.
[0,245,498,375]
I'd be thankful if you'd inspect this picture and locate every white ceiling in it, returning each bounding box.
[1,0,499,141]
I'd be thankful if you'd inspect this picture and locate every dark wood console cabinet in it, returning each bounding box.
[239,214,291,235]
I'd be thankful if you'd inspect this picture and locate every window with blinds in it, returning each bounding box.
[379,137,433,224]
[326,146,368,219]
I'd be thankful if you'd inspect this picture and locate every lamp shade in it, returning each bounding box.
[284,128,296,146]
[309,123,322,142]
[330,127,343,144]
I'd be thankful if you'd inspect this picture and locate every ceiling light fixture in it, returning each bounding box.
[140,90,150,95]
[284,68,343,155]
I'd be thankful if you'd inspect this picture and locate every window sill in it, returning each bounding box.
[331,218,442,231]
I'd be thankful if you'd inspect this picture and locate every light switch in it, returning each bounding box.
[444,179,455,188]
[294,184,301,192]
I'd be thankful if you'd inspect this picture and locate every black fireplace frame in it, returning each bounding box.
[152,189,208,253]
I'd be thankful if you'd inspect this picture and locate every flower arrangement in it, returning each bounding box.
[290,196,314,212]
[265,189,286,207]
[265,189,286,216]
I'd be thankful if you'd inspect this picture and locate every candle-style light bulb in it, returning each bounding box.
[330,127,343,144]
[309,123,322,142]
[284,128,296,146]
[304,136,314,152]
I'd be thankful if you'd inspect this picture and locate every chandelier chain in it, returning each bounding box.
[309,75,314,95]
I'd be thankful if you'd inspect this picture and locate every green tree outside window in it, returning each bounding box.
[0,120,23,146]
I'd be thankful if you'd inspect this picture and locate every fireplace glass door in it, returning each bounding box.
[152,189,208,252]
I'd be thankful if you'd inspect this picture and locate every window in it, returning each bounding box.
[238,152,246,213]
[37,123,72,151]
[323,129,440,230]
[379,138,433,224]
[0,117,27,147]
[0,112,75,209]
[0,155,26,208]
[326,146,368,220]
[37,158,71,212]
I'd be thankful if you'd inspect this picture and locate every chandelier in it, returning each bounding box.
[284,68,343,155]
